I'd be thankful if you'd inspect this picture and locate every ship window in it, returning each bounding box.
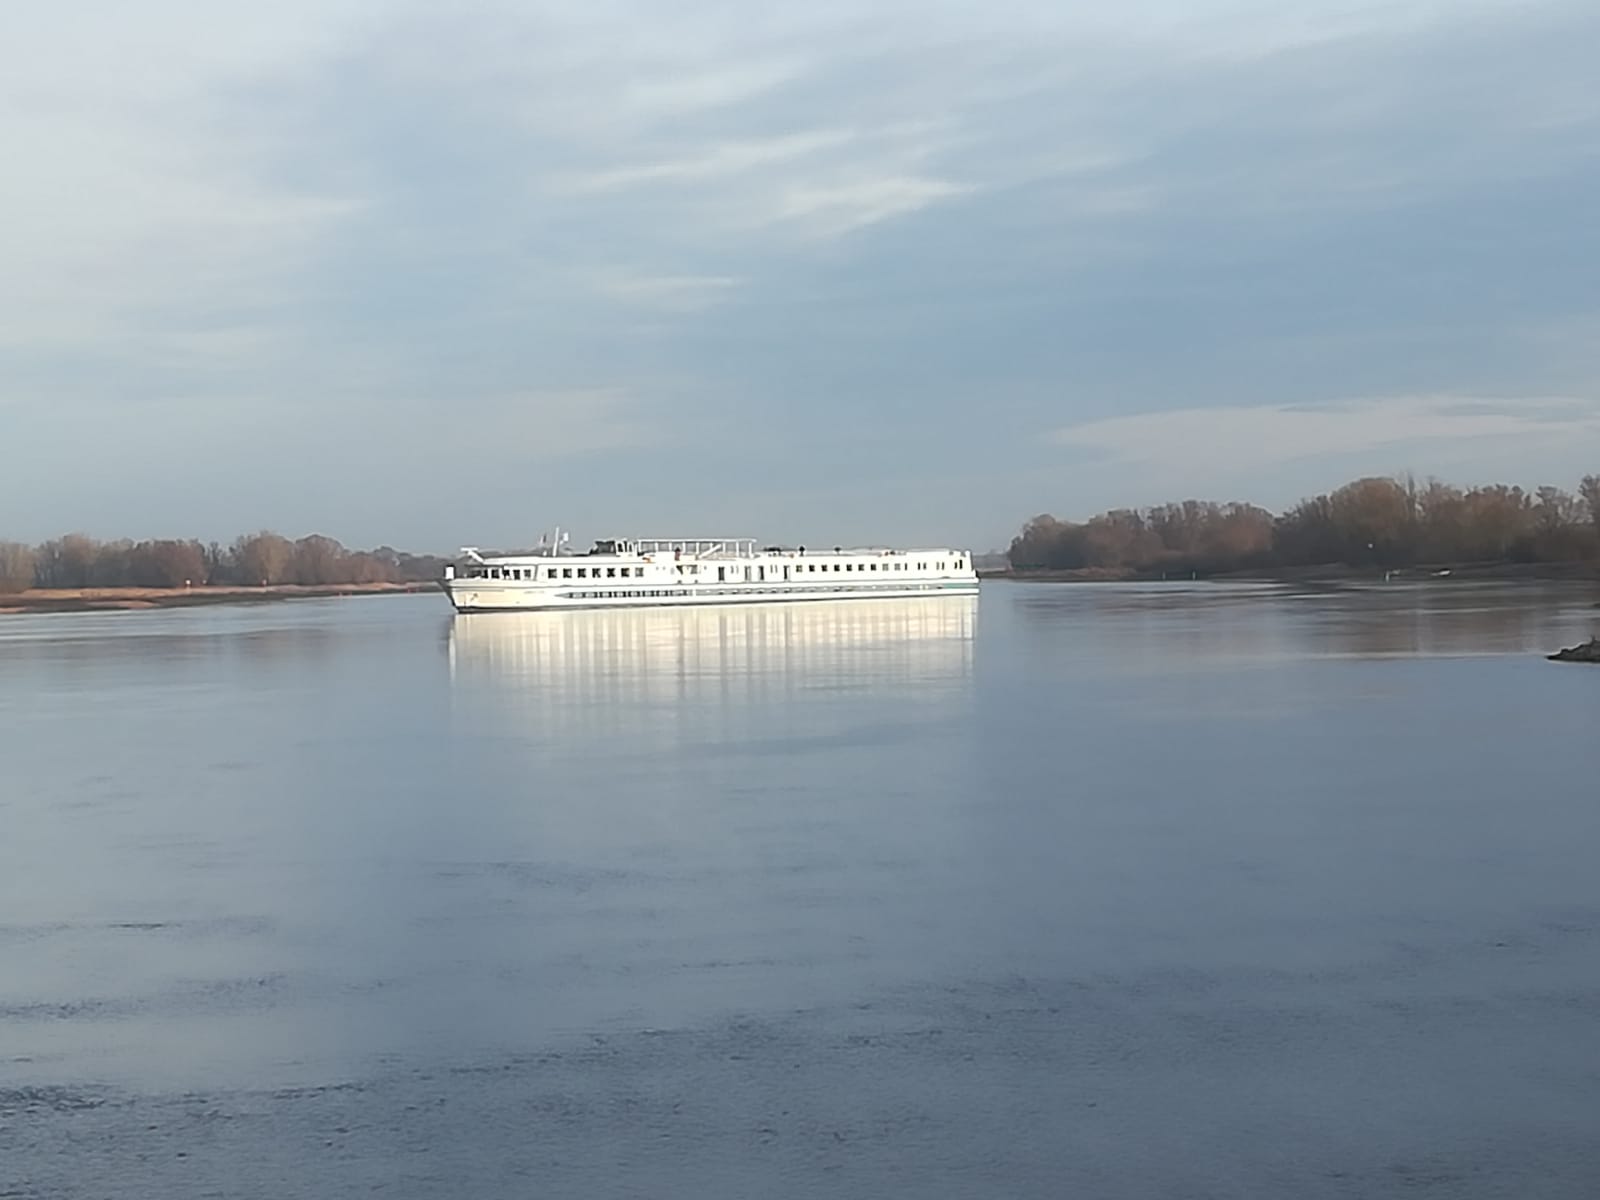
[562,568,572,578]
[606,567,616,578]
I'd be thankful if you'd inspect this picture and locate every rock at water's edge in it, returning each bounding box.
[1547,637,1600,663]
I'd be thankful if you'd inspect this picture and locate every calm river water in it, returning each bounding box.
[2,581,1598,1198]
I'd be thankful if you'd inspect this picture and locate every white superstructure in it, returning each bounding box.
[441,535,979,612]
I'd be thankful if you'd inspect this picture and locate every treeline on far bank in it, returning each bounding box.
[0,531,449,593]
[1008,474,1600,575]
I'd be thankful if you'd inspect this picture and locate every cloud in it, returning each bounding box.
[0,1,376,349]
[767,175,973,237]
[554,130,862,193]
[2,0,1598,551]
[1048,395,1600,467]
[587,272,742,313]
[545,119,969,239]
[468,388,654,459]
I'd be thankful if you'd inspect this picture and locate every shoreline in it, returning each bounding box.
[0,581,440,615]
[983,561,1600,585]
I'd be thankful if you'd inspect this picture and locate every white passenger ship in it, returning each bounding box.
[442,534,979,612]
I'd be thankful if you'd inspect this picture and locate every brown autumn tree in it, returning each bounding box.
[1459,485,1532,561]
[1581,475,1600,545]
[1008,515,1082,570]
[89,539,134,586]
[1147,500,1273,572]
[1013,472,1599,573]
[290,534,347,585]
[231,532,294,586]
[34,533,100,588]
[1414,481,1467,561]
[0,541,36,593]
[1528,487,1591,561]
[1327,477,1415,565]
[128,540,208,588]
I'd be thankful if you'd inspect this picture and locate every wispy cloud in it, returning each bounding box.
[554,130,861,193]
[766,176,973,237]
[587,271,743,312]
[547,120,969,239]
[470,388,654,459]
[1048,395,1600,471]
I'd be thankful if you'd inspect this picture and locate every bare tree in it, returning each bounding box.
[0,541,36,593]
[291,534,347,585]
[34,533,100,588]
[1011,471,1600,574]
[1526,487,1590,561]
[1582,475,1600,545]
[129,540,208,588]
[231,532,294,586]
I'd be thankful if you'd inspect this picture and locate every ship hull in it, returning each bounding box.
[444,579,979,613]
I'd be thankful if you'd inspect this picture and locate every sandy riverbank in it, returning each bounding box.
[0,581,440,614]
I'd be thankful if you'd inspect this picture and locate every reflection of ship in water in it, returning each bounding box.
[446,596,977,747]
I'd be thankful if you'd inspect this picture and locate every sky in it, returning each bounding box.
[2,0,1598,554]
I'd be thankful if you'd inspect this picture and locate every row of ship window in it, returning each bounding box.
[468,559,960,582]
[560,583,960,601]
